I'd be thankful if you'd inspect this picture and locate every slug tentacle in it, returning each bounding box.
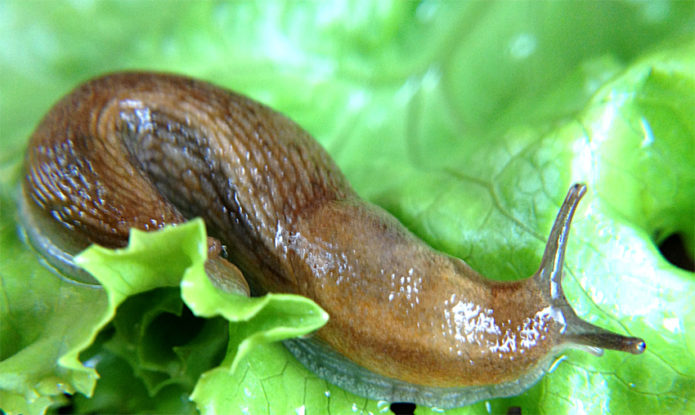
[533,183,645,356]
[20,72,645,409]
[535,183,587,302]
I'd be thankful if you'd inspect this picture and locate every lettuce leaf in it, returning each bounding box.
[1,1,693,414]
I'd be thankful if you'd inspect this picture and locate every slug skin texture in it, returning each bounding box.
[21,72,645,408]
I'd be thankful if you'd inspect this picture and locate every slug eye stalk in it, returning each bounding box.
[534,183,645,356]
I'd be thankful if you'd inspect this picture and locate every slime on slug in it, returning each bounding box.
[19,72,645,408]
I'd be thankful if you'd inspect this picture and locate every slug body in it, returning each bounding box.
[21,72,645,408]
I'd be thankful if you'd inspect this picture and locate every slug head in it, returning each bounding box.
[533,183,645,356]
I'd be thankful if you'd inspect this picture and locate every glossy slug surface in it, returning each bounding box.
[21,72,645,408]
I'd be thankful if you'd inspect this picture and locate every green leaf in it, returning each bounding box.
[77,220,328,413]
[181,262,328,374]
[1,2,694,415]
[72,346,199,415]
[191,342,389,415]
[0,199,106,414]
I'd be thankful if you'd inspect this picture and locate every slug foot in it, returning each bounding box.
[284,336,553,409]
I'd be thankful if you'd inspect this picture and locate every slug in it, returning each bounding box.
[20,72,645,408]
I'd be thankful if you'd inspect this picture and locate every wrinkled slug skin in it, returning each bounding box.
[22,72,645,408]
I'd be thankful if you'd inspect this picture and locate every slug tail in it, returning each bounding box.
[535,183,646,356]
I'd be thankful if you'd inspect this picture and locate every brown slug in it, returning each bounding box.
[20,72,645,408]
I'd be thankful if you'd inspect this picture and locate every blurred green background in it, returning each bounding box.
[1,1,694,415]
